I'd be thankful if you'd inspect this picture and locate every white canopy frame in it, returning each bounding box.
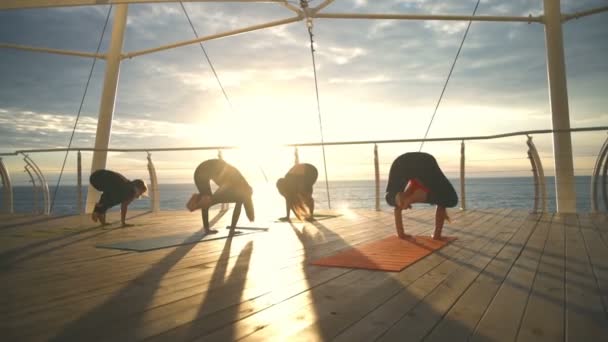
[2,0,607,213]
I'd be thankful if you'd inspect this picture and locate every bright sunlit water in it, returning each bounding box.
[4,176,604,215]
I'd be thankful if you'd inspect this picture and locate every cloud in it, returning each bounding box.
[0,108,231,151]
[424,21,469,36]
[328,74,392,84]
[571,114,608,127]
[319,45,367,65]
[1,1,606,179]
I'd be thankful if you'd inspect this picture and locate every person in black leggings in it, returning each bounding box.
[276,163,318,221]
[385,152,458,240]
[89,169,147,227]
[191,159,254,234]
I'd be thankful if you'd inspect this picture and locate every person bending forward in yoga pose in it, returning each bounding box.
[90,169,147,227]
[190,159,254,234]
[385,152,458,240]
[276,163,318,221]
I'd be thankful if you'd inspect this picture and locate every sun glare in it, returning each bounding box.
[337,204,358,219]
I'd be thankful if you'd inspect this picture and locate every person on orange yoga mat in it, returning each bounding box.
[385,152,458,240]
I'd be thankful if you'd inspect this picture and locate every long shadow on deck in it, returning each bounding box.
[43,234,201,341]
[0,212,152,267]
[38,212,229,341]
[180,234,253,341]
[230,213,495,341]
[0,214,73,230]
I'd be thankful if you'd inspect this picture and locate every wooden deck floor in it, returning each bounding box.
[1,208,607,341]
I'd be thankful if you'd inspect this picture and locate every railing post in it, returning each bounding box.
[218,149,228,211]
[374,144,380,211]
[147,152,160,213]
[591,133,608,212]
[603,147,608,212]
[460,140,466,210]
[23,154,50,215]
[528,149,540,213]
[294,146,300,165]
[527,136,548,212]
[77,151,83,215]
[24,165,39,214]
[0,157,14,214]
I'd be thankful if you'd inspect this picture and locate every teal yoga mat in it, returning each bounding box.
[96,228,264,252]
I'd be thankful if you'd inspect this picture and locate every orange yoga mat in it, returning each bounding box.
[311,235,457,272]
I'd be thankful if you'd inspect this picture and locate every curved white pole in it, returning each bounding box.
[591,135,608,212]
[24,155,50,215]
[0,158,13,214]
[460,141,466,210]
[374,144,380,211]
[147,152,160,212]
[527,136,548,212]
[77,151,83,214]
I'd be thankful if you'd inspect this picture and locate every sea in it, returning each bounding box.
[2,176,605,215]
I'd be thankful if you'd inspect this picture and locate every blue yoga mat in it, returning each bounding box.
[95,228,263,252]
[274,213,342,223]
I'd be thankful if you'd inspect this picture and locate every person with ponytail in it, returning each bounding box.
[276,163,318,221]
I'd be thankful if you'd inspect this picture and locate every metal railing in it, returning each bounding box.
[0,157,14,214]
[592,134,608,213]
[1,126,607,215]
[526,136,548,213]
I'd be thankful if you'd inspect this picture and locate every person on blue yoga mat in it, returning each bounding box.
[276,163,318,221]
[385,152,458,240]
[89,169,148,227]
[188,159,255,234]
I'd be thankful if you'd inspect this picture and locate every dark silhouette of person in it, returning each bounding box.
[276,163,318,221]
[89,169,147,227]
[189,159,254,234]
[385,152,458,240]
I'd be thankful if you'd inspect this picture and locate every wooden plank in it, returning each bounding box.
[240,270,400,342]
[590,213,608,232]
[516,213,565,342]
[6,209,589,342]
[578,214,608,323]
[589,212,608,249]
[229,210,511,342]
[375,210,525,341]
[179,210,499,342]
[125,209,445,342]
[325,209,508,342]
[470,212,553,342]
[298,211,520,340]
[4,212,384,338]
[423,212,539,341]
[0,208,448,310]
[563,214,608,341]
[5,208,432,340]
[0,210,377,310]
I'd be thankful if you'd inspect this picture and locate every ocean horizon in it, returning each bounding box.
[2,176,604,215]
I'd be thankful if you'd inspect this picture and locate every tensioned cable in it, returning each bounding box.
[50,5,113,214]
[305,15,332,209]
[419,0,481,151]
[180,2,269,182]
[180,2,233,111]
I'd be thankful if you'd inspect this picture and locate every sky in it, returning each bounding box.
[0,0,607,186]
